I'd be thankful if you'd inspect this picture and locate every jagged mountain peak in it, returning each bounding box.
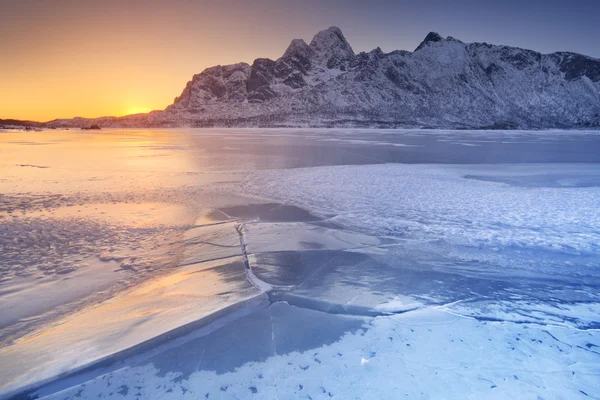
[424,31,443,41]
[309,26,354,59]
[283,38,310,59]
[310,26,346,44]
[371,47,384,56]
[415,31,445,51]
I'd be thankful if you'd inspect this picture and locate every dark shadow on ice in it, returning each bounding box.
[146,302,364,377]
[208,203,322,222]
[252,250,370,287]
[16,301,365,399]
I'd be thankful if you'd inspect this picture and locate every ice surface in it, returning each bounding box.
[244,163,600,277]
[0,258,261,396]
[0,257,125,331]
[243,222,381,254]
[179,221,242,266]
[2,129,600,399]
[33,309,600,400]
[0,129,254,347]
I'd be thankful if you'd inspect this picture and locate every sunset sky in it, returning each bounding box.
[1,0,598,121]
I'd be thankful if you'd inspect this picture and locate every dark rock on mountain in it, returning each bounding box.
[414,32,444,51]
[558,53,600,82]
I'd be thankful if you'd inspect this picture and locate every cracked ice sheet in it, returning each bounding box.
[0,257,260,397]
[445,298,600,330]
[242,222,382,254]
[251,249,600,326]
[250,250,428,315]
[36,308,600,400]
[179,221,242,266]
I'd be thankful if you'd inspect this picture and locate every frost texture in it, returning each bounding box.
[244,163,600,277]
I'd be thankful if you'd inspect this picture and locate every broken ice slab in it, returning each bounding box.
[0,256,125,332]
[250,248,600,327]
[32,301,366,400]
[250,250,426,316]
[242,222,382,254]
[0,257,261,398]
[140,301,365,376]
[209,203,322,223]
[179,221,242,266]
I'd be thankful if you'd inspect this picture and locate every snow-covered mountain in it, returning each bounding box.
[49,27,600,129]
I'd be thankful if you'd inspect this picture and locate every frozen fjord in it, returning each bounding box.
[1,129,600,399]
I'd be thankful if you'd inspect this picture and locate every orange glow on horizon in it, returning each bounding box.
[0,2,305,122]
[124,107,153,116]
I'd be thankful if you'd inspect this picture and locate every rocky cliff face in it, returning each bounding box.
[49,27,600,129]
[165,26,355,110]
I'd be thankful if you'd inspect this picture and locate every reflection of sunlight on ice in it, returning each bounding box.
[0,258,261,396]
[2,129,600,399]
[0,129,221,195]
[21,202,193,228]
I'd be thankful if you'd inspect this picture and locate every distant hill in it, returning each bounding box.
[0,119,46,129]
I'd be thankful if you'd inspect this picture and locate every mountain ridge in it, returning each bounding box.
[45,27,600,129]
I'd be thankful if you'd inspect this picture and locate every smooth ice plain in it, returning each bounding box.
[0,128,599,399]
